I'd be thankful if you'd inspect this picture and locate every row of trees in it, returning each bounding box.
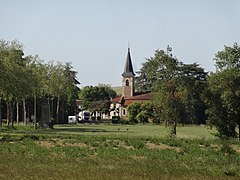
[130,44,240,139]
[0,39,80,128]
[79,84,117,119]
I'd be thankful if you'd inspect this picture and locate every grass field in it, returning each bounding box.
[0,124,240,179]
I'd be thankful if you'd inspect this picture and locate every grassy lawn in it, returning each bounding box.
[0,124,240,179]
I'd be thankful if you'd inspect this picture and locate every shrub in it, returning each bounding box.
[112,116,120,124]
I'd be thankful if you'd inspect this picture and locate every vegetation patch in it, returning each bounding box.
[130,155,146,160]
[0,125,240,179]
[37,140,55,148]
[36,139,92,149]
[146,142,182,152]
[232,145,240,154]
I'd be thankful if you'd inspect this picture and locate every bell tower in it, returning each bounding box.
[122,47,135,98]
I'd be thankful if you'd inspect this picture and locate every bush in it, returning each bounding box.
[119,119,130,124]
[111,116,120,124]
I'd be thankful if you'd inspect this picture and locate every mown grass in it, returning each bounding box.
[0,124,239,179]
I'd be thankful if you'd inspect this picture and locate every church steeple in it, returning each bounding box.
[122,48,135,77]
[122,47,135,98]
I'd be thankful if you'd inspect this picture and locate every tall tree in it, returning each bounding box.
[46,62,80,124]
[0,39,26,127]
[205,43,240,139]
[27,55,48,129]
[62,62,80,123]
[0,38,81,128]
[136,47,207,135]
[79,85,116,119]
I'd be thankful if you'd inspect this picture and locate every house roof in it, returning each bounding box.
[125,92,151,100]
[111,92,152,107]
[122,48,135,77]
[111,96,123,103]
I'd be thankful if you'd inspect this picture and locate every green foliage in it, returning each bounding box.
[111,116,120,124]
[136,110,148,123]
[205,43,240,139]
[79,85,116,113]
[0,39,29,126]
[0,38,80,127]
[214,42,240,70]
[127,102,141,123]
[136,47,207,135]
[220,141,236,155]
[127,101,154,124]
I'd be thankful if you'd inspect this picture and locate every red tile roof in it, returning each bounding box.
[111,96,123,103]
[111,92,152,107]
[125,92,151,100]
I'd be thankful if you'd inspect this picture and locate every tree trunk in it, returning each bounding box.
[172,120,177,135]
[51,98,54,119]
[238,120,240,141]
[56,95,60,124]
[0,98,2,128]
[48,97,51,122]
[27,101,30,120]
[16,100,19,124]
[34,95,37,130]
[61,100,64,123]
[11,101,15,128]
[23,99,27,125]
[165,119,168,127]
[6,102,10,126]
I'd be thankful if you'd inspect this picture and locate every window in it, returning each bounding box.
[125,79,129,86]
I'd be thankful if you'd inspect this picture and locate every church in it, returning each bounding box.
[110,48,151,119]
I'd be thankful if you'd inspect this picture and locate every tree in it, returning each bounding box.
[60,62,80,123]
[205,43,240,139]
[136,110,148,124]
[0,39,27,127]
[0,38,81,128]
[179,63,207,124]
[79,85,116,119]
[126,102,141,123]
[127,101,154,124]
[46,62,67,124]
[137,47,207,135]
[28,56,50,129]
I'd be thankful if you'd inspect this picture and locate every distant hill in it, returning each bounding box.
[112,86,122,96]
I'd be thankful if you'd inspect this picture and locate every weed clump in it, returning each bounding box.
[20,134,40,141]
[220,141,235,155]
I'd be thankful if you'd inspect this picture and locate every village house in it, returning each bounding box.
[110,48,151,120]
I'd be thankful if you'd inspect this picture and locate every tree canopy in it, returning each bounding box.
[79,84,117,114]
[135,47,208,135]
[0,39,80,127]
[205,43,240,139]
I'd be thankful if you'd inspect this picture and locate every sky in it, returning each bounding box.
[1,0,240,87]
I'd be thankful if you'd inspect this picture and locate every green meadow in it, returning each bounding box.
[0,124,240,179]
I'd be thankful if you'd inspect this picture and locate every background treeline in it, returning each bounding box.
[79,84,117,120]
[130,44,240,139]
[0,39,80,128]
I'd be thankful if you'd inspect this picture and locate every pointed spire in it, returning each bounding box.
[122,47,135,77]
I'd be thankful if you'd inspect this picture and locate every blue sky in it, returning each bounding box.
[1,0,240,86]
